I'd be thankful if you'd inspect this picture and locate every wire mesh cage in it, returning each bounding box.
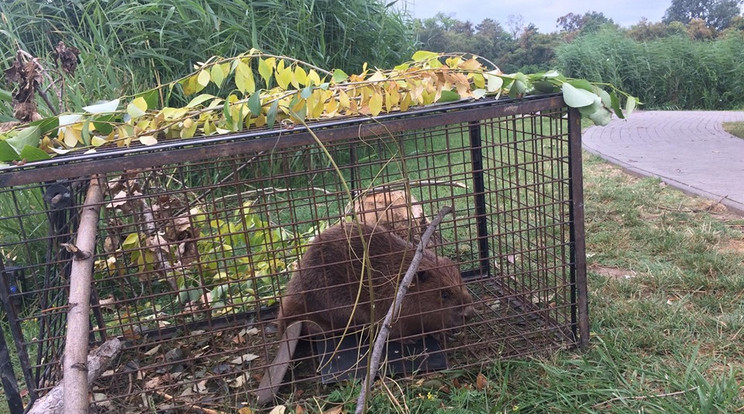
[0,94,588,413]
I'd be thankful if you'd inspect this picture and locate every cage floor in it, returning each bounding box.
[89,276,575,413]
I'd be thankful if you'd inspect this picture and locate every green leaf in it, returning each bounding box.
[332,69,348,83]
[137,89,159,109]
[301,86,313,99]
[625,96,637,117]
[437,90,461,103]
[30,116,59,135]
[0,88,11,102]
[561,83,597,108]
[0,141,19,162]
[19,145,51,161]
[266,100,279,128]
[578,97,602,116]
[81,120,91,146]
[567,79,594,92]
[127,97,148,119]
[509,80,528,98]
[186,94,216,108]
[588,107,612,126]
[83,99,120,114]
[248,91,262,116]
[6,126,40,154]
[223,100,233,127]
[211,63,226,88]
[609,91,625,119]
[532,81,556,94]
[412,50,439,62]
[594,87,612,110]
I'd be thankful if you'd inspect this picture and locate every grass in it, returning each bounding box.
[0,0,415,114]
[723,122,744,139]
[556,28,744,110]
[265,152,744,413]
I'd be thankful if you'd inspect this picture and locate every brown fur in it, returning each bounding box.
[277,222,473,340]
[353,190,441,248]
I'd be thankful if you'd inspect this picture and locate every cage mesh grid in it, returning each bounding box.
[0,95,587,412]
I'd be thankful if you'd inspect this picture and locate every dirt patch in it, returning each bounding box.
[721,238,744,254]
[589,264,637,281]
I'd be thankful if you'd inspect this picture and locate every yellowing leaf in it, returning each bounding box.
[197,69,210,87]
[368,71,385,82]
[258,58,274,87]
[460,57,481,71]
[338,90,350,109]
[486,72,504,93]
[399,92,412,111]
[369,92,383,116]
[276,61,292,90]
[180,118,198,138]
[472,73,485,89]
[63,127,81,147]
[307,69,321,86]
[127,96,148,119]
[412,50,439,62]
[139,135,158,146]
[294,66,308,86]
[235,61,256,94]
[210,63,228,88]
[324,97,339,116]
[91,135,108,147]
[268,406,286,414]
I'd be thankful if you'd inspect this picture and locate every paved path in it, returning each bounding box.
[583,111,744,214]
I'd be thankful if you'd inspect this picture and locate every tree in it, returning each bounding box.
[557,11,616,35]
[663,0,743,30]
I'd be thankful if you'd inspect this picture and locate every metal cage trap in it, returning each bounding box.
[0,94,588,413]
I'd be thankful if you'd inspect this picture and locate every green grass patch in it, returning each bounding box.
[723,121,744,139]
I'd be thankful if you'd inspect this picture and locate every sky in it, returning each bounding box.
[408,0,671,33]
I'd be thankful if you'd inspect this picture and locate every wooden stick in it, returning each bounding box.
[29,338,122,414]
[63,176,104,414]
[354,206,453,414]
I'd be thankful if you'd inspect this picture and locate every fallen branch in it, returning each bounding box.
[62,175,105,414]
[28,338,122,414]
[354,205,453,414]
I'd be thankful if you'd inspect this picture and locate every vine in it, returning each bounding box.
[0,49,637,164]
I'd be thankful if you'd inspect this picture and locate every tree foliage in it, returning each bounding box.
[663,0,743,30]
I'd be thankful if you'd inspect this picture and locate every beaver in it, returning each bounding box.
[352,190,441,248]
[277,222,473,341]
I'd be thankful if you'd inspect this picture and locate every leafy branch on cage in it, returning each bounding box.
[355,205,454,414]
[0,49,638,164]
